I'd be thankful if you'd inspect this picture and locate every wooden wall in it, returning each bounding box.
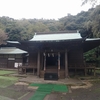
[0,54,23,68]
[28,53,37,68]
[68,48,84,67]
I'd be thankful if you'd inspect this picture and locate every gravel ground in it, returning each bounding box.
[0,80,100,100]
[44,81,100,100]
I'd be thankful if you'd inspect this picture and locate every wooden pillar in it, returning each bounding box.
[65,50,69,78]
[37,51,40,77]
[94,68,96,76]
[58,52,60,78]
[44,53,46,72]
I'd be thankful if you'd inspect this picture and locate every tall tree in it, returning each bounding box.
[0,29,7,44]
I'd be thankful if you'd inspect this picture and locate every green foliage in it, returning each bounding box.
[84,46,100,67]
[84,48,97,62]
[0,5,100,42]
[1,18,61,41]
[90,5,100,38]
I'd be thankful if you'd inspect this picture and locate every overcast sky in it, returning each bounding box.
[0,0,92,20]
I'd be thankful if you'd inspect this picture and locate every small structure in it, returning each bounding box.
[0,47,28,68]
[7,32,100,79]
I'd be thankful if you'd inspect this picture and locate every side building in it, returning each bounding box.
[0,47,28,69]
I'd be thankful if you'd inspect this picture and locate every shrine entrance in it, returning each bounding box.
[42,51,67,80]
[46,53,58,70]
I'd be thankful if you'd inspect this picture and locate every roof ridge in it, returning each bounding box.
[36,31,77,35]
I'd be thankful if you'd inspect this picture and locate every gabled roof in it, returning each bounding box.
[0,47,27,54]
[30,32,82,41]
[7,32,100,53]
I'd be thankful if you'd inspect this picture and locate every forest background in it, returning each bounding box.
[0,4,100,65]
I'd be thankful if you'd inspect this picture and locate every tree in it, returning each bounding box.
[82,0,99,6]
[0,29,7,44]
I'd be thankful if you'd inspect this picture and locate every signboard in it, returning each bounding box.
[14,62,22,68]
[8,58,15,60]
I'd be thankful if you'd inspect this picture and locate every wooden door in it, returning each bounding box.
[7,60,15,68]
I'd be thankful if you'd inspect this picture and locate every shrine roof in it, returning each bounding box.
[7,32,100,53]
[30,32,82,41]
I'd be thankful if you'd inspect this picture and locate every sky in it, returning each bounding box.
[0,0,92,20]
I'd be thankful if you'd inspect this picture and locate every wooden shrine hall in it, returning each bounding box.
[8,31,100,80]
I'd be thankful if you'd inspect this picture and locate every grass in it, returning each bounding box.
[0,71,26,100]
[0,70,18,88]
[0,76,18,88]
[0,70,15,75]
[0,76,18,80]
[0,95,13,100]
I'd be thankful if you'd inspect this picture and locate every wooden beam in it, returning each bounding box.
[37,51,40,77]
[65,50,69,78]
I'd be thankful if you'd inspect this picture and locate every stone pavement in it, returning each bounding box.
[18,75,83,85]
